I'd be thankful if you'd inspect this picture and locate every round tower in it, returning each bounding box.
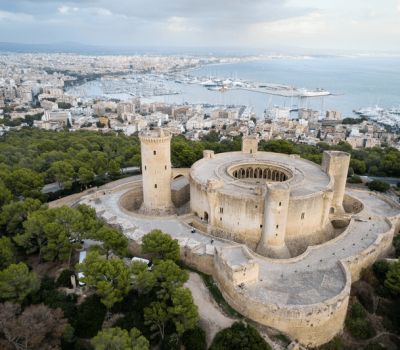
[257,183,291,259]
[321,151,350,214]
[139,129,174,215]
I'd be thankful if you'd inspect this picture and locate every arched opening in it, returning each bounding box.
[204,211,209,223]
[330,207,335,214]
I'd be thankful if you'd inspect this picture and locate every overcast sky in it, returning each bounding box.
[0,0,399,51]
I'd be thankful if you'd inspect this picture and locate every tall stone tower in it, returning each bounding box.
[139,129,174,215]
[321,151,350,214]
[242,134,259,154]
[257,183,291,259]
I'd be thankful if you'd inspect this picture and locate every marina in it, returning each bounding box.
[353,105,400,129]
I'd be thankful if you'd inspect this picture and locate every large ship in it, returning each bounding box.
[298,88,330,97]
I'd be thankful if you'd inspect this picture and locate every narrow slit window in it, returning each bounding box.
[155,184,157,188]
[276,225,279,229]
[301,212,305,220]
[153,150,156,155]
[220,207,223,213]
[279,202,282,206]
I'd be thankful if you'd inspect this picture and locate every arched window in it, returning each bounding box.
[263,169,267,179]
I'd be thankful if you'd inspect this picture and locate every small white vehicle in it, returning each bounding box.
[78,251,87,286]
[131,257,152,270]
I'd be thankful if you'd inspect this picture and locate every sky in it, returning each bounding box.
[0,0,399,51]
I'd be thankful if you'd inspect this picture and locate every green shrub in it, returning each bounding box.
[75,295,106,338]
[74,340,93,350]
[111,289,138,314]
[56,270,76,288]
[160,335,179,350]
[345,318,375,339]
[272,334,291,346]
[88,244,107,256]
[318,336,344,350]
[350,303,367,319]
[393,235,400,257]
[367,180,390,192]
[372,260,390,285]
[210,322,271,350]
[40,275,56,291]
[182,326,206,350]
[366,342,386,350]
[347,175,362,183]
[112,310,157,345]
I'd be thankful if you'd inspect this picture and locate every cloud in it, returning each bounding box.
[58,6,69,14]
[0,10,33,22]
[167,17,201,32]
[398,0,400,12]
[351,20,359,26]
[254,13,325,34]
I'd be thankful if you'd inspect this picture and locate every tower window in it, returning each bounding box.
[165,165,167,170]
[145,166,146,170]
[276,225,279,229]
[153,150,156,155]
[279,202,282,206]
[155,184,157,189]
[220,207,223,213]
[301,212,305,220]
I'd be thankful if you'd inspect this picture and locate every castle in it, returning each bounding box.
[139,130,351,259]
[72,128,400,347]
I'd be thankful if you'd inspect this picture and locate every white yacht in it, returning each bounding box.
[298,88,329,97]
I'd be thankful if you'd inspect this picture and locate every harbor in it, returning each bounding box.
[353,105,400,129]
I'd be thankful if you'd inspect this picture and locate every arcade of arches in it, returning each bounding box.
[230,165,291,182]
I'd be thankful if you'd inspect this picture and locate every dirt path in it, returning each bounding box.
[184,272,235,347]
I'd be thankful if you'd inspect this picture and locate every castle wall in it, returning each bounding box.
[212,254,351,348]
[120,187,144,211]
[171,183,190,208]
[344,217,395,281]
[190,167,334,255]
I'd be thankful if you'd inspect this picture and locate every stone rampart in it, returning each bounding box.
[344,217,395,281]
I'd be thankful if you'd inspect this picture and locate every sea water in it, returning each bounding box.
[79,56,400,119]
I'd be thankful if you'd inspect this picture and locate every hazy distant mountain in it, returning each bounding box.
[0,41,398,56]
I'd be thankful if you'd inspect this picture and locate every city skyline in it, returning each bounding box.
[0,0,399,51]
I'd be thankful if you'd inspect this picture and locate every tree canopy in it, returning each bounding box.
[91,327,149,350]
[140,230,180,263]
[0,263,40,303]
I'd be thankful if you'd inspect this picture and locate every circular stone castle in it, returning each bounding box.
[73,129,400,347]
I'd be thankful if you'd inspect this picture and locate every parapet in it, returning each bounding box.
[139,128,171,143]
[321,151,351,173]
[207,178,224,190]
[203,150,215,159]
[215,246,259,285]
